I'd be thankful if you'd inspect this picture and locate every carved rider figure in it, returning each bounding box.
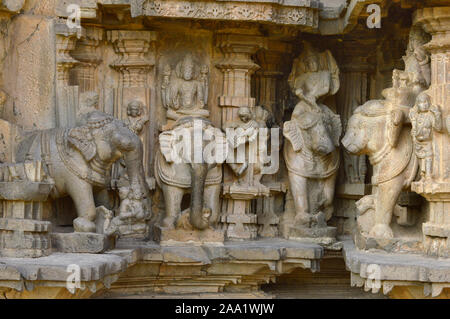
[226,106,270,189]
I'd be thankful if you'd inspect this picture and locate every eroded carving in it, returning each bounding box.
[155,117,227,242]
[161,54,210,125]
[15,109,149,234]
[342,27,431,247]
[281,42,341,244]
[410,92,443,183]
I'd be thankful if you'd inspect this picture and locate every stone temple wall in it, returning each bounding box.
[0,0,449,299]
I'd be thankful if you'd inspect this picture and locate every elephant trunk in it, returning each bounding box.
[189,163,211,230]
[123,135,149,199]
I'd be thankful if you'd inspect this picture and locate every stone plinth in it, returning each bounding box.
[153,226,225,246]
[0,238,324,298]
[51,232,114,254]
[412,181,450,258]
[0,252,127,298]
[343,240,450,298]
[221,184,270,240]
[109,238,323,295]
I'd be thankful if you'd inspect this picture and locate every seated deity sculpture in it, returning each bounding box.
[281,42,341,241]
[161,54,210,124]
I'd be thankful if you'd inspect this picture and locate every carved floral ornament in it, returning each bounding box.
[138,0,318,26]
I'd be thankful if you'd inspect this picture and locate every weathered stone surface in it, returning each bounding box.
[154,226,225,245]
[0,0,448,300]
[51,232,113,254]
[343,240,450,298]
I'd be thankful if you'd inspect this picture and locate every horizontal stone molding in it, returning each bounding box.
[133,0,319,27]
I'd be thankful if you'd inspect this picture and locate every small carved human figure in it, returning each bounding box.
[225,106,270,189]
[125,100,149,136]
[282,42,341,237]
[161,54,209,121]
[118,186,147,220]
[103,186,150,237]
[409,92,443,182]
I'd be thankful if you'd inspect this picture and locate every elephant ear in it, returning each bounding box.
[68,126,97,162]
[159,131,177,163]
[325,50,340,96]
[283,120,303,152]
[387,109,404,148]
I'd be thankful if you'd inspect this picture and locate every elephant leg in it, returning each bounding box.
[370,177,404,239]
[322,173,337,222]
[288,173,310,227]
[204,184,221,227]
[161,185,184,229]
[94,189,117,211]
[66,178,97,233]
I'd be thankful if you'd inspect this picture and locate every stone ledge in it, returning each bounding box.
[0,239,325,298]
[0,252,127,297]
[342,239,450,298]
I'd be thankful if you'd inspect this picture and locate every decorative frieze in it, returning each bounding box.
[134,0,318,27]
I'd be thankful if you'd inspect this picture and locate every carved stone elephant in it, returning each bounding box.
[283,103,341,229]
[16,111,149,233]
[155,117,227,230]
[342,100,418,239]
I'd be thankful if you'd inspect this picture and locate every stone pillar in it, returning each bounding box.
[216,33,266,128]
[71,27,103,93]
[108,30,157,181]
[55,22,79,128]
[253,40,291,238]
[215,32,266,240]
[413,7,450,258]
[334,53,373,234]
[254,40,292,125]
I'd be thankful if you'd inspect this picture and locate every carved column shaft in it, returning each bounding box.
[254,40,292,125]
[215,32,266,240]
[216,33,266,128]
[337,55,373,185]
[55,23,79,128]
[253,41,291,237]
[413,7,450,257]
[71,27,103,93]
[108,30,157,193]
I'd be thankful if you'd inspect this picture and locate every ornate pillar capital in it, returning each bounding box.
[107,30,158,88]
[414,7,450,52]
[215,32,266,111]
